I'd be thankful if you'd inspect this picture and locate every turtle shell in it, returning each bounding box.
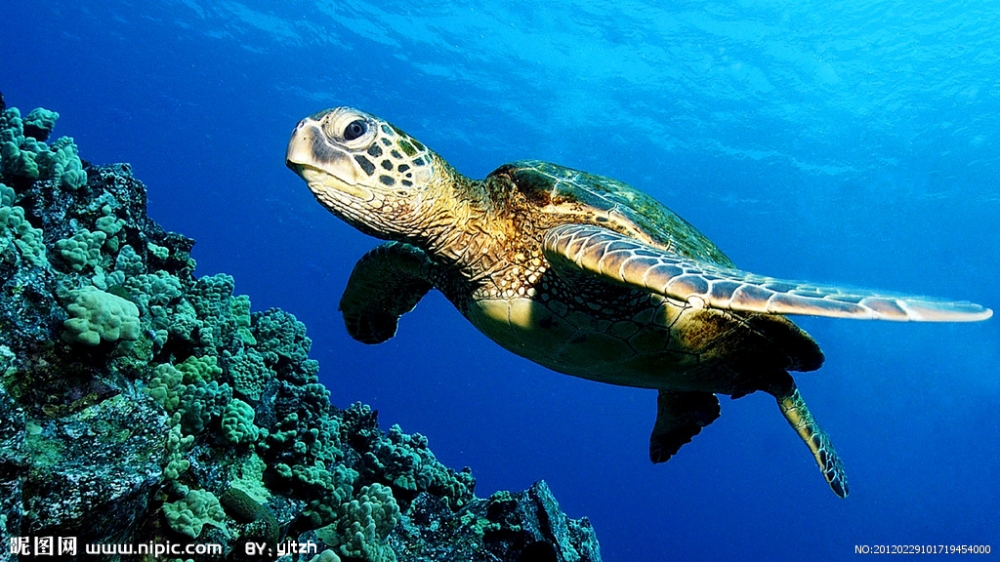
[492,160,735,267]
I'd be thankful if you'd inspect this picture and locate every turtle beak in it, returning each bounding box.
[286,117,377,204]
[285,118,320,176]
[286,117,369,186]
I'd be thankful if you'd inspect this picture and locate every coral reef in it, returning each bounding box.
[0,98,601,561]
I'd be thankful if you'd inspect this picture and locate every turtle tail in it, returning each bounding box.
[772,380,849,498]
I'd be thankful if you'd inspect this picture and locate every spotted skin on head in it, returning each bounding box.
[286,107,450,240]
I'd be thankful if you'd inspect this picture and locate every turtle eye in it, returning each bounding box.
[343,119,368,141]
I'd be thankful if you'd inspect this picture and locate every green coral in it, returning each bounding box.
[317,483,400,562]
[225,349,271,400]
[0,108,40,180]
[164,301,203,344]
[93,269,126,291]
[186,274,251,352]
[22,108,59,139]
[61,286,141,346]
[264,398,342,475]
[36,136,87,190]
[114,244,145,276]
[364,421,474,508]
[145,365,196,480]
[227,452,270,502]
[0,194,47,267]
[284,461,356,528]
[146,363,185,412]
[164,418,194,480]
[54,228,107,272]
[148,242,170,260]
[163,489,227,539]
[221,398,259,444]
[148,360,230,438]
[230,294,257,345]
[95,211,124,237]
[126,271,184,309]
[0,183,12,207]
[93,206,125,253]
[177,379,231,434]
[483,490,523,534]
[459,511,492,535]
[253,308,315,382]
[0,107,86,189]
[188,274,235,319]
[176,355,223,385]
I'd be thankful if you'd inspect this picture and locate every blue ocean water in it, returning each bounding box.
[3,1,998,560]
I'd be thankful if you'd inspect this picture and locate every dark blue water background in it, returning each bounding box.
[3,2,998,560]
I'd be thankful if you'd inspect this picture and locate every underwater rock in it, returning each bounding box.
[0,99,602,561]
[389,481,601,562]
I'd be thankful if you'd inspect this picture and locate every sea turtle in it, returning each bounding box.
[285,107,992,498]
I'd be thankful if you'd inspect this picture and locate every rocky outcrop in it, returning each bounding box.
[0,98,601,562]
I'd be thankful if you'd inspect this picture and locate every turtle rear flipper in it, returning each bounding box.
[649,390,721,463]
[340,242,436,344]
[543,224,992,322]
[773,382,849,498]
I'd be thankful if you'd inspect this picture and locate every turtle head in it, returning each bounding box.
[286,106,440,238]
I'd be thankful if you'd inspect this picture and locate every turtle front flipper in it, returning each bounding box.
[649,390,721,463]
[773,381,849,498]
[543,224,992,322]
[340,242,436,344]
